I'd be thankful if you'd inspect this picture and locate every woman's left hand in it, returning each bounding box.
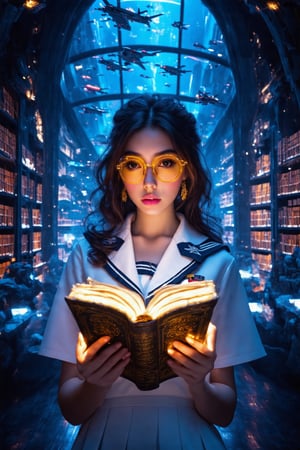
[167,322,217,387]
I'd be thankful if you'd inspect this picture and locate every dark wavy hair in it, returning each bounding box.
[84,94,222,265]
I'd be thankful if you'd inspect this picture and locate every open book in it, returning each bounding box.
[65,277,218,390]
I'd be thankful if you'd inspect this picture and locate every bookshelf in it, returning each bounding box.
[248,124,300,274]
[17,97,44,267]
[277,130,300,255]
[56,124,95,262]
[0,87,18,277]
[213,136,235,246]
[248,117,274,274]
[0,86,44,277]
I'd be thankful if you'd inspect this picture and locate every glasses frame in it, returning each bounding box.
[116,153,188,184]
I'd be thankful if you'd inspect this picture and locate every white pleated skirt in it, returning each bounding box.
[72,395,226,450]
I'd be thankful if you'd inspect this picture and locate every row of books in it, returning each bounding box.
[32,232,42,251]
[250,231,271,251]
[0,234,14,256]
[21,208,42,227]
[250,182,271,204]
[223,230,234,245]
[22,145,43,174]
[277,168,300,195]
[279,233,300,254]
[21,175,42,202]
[250,209,271,227]
[216,165,233,186]
[0,168,15,195]
[21,208,30,227]
[252,154,270,178]
[0,231,43,255]
[251,252,272,272]
[222,212,234,227]
[21,233,29,253]
[0,204,14,227]
[0,87,18,119]
[219,190,234,208]
[20,232,42,253]
[286,197,300,206]
[278,206,300,227]
[32,208,42,226]
[278,130,300,165]
[58,185,72,202]
[0,124,16,160]
[58,217,83,227]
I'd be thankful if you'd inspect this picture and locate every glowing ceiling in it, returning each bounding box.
[61,0,235,154]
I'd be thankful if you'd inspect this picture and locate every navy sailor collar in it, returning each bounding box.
[103,213,228,301]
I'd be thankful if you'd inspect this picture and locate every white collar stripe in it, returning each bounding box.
[145,260,199,303]
[104,260,144,297]
[136,261,157,276]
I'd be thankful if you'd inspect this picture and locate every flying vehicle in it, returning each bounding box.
[172,21,190,30]
[98,56,131,72]
[193,41,206,50]
[97,0,163,31]
[121,47,158,70]
[81,106,108,115]
[195,90,220,105]
[83,84,108,93]
[209,39,224,46]
[156,64,191,76]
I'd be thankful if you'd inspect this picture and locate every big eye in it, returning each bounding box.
[158,157,177,168]
[124,159,142,170]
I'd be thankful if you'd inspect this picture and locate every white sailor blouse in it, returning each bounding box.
[40,213,266,399]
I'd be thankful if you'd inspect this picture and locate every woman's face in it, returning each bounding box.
[119,127,186,217]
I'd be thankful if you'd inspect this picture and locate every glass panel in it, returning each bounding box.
[74,99,121,156]
[62,0,236,150]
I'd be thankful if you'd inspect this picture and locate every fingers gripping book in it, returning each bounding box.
[65,277,218,390]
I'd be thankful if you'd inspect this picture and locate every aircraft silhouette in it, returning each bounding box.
[121,47,158,70]
[172,21,190,30]
[97,0,163,31]
[156,64,191,76]
[98,57,131,72]
[195,90,220,105]
[82,106,108,115]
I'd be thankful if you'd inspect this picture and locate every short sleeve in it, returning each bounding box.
[39,241,86,363]
[211,257,266,368]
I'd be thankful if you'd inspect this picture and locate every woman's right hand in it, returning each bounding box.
[76,333,131,389]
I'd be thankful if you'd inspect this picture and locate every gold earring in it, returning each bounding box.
[121,188,127,202]
[180,180,188,201]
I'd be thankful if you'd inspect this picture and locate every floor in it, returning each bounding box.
[0,346,299,450]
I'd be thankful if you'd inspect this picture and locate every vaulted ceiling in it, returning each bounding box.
[1,0,300,157]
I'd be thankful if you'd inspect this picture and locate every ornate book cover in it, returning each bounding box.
[65,278,218,390]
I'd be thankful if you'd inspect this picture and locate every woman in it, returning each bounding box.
[40,94,266,449]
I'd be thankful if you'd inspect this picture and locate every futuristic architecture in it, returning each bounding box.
[0,1,300,448]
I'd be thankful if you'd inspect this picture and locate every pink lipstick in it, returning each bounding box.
[141,195,161,205]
